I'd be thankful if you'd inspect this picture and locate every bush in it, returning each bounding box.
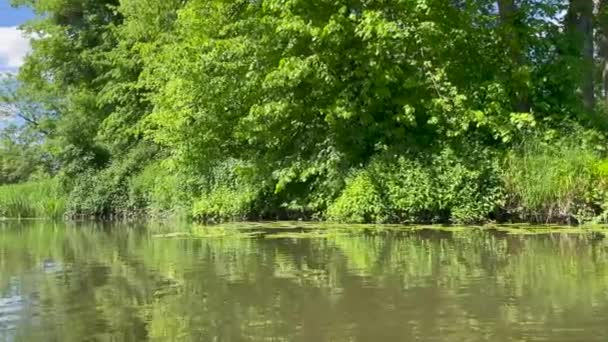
[0,179,67,219]
[326,170,387,223]
[192,186,257,223]
[66,144,157,218]
[67,164,141,218]
[191,159,259,222]
[326,147,504,224]
[383,148,503,223]
[128,162,190,217]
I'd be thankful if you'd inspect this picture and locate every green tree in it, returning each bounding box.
[5,0,608,222]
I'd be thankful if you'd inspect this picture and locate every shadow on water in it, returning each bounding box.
[1,221,608,341]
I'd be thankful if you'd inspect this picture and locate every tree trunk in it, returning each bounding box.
[497,0,530,113]
[567,0,595,111]
[598,0,608,105]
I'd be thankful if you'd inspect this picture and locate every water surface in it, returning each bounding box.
[1,222,608,341]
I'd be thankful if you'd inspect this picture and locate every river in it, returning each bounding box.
[0,221,607,341]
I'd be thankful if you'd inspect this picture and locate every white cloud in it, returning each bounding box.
[0,26,30,69]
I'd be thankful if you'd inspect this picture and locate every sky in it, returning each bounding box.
[0,0,34,73]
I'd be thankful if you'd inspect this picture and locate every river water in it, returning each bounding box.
[1,221,607,341]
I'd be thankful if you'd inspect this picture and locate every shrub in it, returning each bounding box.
[66,144,157,218]
[67,168,126,218]
[128,162,190,217]
[326,170,387,223]
[378,148,503,224]
[326,147,504,224]
[191,159,259,222]
[192,186,257,223]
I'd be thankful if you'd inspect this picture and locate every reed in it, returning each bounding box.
[0,180,67,219]
[502,141,599,223]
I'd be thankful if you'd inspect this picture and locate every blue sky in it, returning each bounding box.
[0,0,34,72]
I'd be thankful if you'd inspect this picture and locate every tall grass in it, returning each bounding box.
[502,141,603,223]
[0,179,67,219]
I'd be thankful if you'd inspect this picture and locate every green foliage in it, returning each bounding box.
[192,186,257,223]
[0,179,66,218]
[382,148,504,224]
[326,170,386,223]
[3,0,608,223]
[128,162,189,217]
[66,144,158,218]
[0,124,53,184]
[502,139,608,223]
[67,169,124,218]
[327,147,503,224]
[191,160,259,223]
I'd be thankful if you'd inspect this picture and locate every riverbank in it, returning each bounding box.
[3,140,608,225]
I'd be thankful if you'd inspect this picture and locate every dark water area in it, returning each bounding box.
[1,222,608,341]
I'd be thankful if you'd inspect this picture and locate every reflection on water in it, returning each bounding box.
[1,222,608,341]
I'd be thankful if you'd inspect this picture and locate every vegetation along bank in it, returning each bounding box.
[3,0,608,224]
